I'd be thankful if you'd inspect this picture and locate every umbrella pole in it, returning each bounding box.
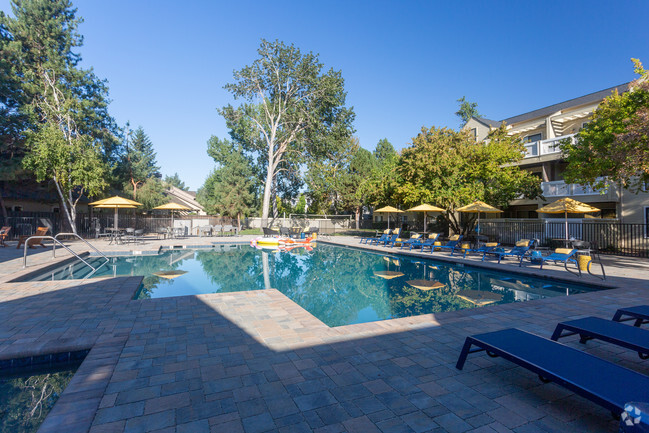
[423,212,427,235]
[565,210,569,241]
[114,207,118,231]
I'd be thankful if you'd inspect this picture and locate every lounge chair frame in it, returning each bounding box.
[551,316,649,359]
[613,305,649,327]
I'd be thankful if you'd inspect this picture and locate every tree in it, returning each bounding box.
[394,125,541,234]
[358,139,399,208]
[0,14,29,219]
[455,96,481,128]
[4,0,117,233]
[563,59,649,192]
[306,137,375,228]
[131,177,166,211]
[164,172,188,191]
[220,39,355,226]
[122,126,159,199]
[197,137,256,229]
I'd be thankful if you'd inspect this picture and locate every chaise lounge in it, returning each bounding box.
[456,328,649,417]
[613,305,649,327]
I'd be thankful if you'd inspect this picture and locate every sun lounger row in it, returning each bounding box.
[457,305,649,418]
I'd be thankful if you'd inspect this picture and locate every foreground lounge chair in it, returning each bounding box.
[433,235,463,254]
[539,248,579,273]
[16,226,49,249]
[551,316,649,359]
[0,226,10,247]
[456,328,649,417]
[613,305,649,327]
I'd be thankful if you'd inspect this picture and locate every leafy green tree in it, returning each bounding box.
[294,194,307,214]
[3,0,117,233]
[197,137,256,228]
[306,137,376,227]
[455,96,481,128]
[164,172,188,191]
[121,126,160,200]
[563,59,649,192]
[220,39,355,226]
[130,177,166,211]
[359,139,400,208]
[395,125,541,234]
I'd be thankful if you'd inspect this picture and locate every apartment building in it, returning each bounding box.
[464,83,649,224]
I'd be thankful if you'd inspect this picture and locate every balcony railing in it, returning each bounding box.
[542,177,609,197]
[523,134,575,159]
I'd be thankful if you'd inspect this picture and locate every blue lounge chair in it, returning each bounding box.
[407,233,441,251]
[456,328,649,417]
[361,229,391,244]
[613,305,649,327]
[398,233,423,249]
[373,233,398,247]
[538,248,579,274]
[484,239,534,264]
[551,316,649,359]
[459,242,500,259]
[433,235,463,254]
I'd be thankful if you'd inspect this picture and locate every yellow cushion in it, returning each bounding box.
[486,242,498,247]
[383,229,391,235]
[449,235,460,241]
[515,239,530,247]
[411,233,421,239]
[396,238,402,242]
[428,233,438,239]
[555,248,573,255]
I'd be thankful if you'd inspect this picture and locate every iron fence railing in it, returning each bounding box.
[478,221,649,257]
[2,211,647,257]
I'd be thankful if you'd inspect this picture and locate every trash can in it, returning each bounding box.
[434,241,441,251]
[300,232,305,239]
[578,255,591,272]
[312,232,317,240]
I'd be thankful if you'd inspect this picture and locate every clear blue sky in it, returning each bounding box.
[2,0,648,190]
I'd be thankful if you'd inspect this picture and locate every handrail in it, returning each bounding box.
[23,236,96,271]
[54,233,109,262]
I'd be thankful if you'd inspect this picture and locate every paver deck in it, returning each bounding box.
[1,234,648,432]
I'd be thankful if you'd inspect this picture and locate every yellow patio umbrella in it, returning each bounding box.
[456,201,502,235]
[406,204,445,235]
[535,197,600,240]
[374,206,404,230]
[373,255,404,279]
[153,202,191,227]
[90,196,142,231]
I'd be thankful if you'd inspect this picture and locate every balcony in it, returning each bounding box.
[523,134,575,159]
[542,177,610,197]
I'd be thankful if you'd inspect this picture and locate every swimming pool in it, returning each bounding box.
[19,244,604,327]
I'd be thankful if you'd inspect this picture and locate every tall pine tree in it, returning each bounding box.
[122,126,160,200]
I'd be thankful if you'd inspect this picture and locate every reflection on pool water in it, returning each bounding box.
[0,364,80,432]
[26,244,604,327]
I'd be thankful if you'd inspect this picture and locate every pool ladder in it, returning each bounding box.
[23,233,110,277]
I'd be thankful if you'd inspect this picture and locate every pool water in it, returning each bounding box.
[1,363,81,432]
[22,244,603,327]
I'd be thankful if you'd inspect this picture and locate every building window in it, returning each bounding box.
[471,128,477,141]
[525,133,542,143]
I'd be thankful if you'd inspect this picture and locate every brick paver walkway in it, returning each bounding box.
[0,235,648,432]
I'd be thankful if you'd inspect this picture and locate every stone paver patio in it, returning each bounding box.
[1,235,648,432]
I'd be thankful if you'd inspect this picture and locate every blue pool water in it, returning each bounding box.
[21,244,604,327]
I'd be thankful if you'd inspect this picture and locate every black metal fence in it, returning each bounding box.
[478,221,649,257]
